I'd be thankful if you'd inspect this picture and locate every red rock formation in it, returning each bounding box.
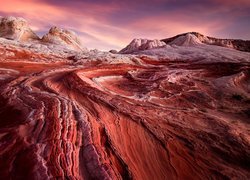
[0,45,249,179]
[42,27,85,51]
[0,17,250,179]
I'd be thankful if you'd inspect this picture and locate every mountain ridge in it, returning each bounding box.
[1,16,250,53]
[162,32,250,52]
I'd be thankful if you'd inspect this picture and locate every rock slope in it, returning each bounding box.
[169,33,202,46]
[42,27,85,51]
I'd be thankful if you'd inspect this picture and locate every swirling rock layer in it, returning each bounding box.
[0,47,250,180]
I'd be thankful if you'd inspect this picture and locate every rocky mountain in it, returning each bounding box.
[119,38,166,53]
[120,32,250,54]
[42,26,84,51]
[169,33,202,46]
[162,32,250,52]
[0,16,86,52]
[0,16,40,41]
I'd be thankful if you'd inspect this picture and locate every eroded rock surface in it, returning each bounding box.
[42,27,85,51]
[0,38,250,180]
[0,16,250,180]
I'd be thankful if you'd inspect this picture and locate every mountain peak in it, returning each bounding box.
[42,26,84,51]
[119,38,166,54]
[169,33,202,46]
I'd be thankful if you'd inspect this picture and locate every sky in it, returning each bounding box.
[0,0,250,50]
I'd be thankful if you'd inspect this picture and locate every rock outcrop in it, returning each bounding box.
[169,33,202,46]
[0,16,87,52]
[42,27,84,51]
[109,49,118,54]
[0,16,39,41]
[119,38,166,54]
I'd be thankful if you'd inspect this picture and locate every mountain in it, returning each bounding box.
[169,33,202,46]
[118,33,250,63]
[119,38,166,53]
[119,32,250,56]
[0,16,39,41]
[0,16,86,52]
[42,26,85,51]
[162,32,250,52]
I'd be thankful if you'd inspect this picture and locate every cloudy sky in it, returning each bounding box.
[1,0,250,50]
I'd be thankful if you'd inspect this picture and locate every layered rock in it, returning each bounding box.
[0,46,250,179]
[0,16,250,180]
[42,27,85,51]
[0,16,39,41]
[119,38,166,54]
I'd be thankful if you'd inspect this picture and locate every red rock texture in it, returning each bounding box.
[0,49,250,179]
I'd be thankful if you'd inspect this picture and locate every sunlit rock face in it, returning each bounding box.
[0,16,250,180]
[0,16,39,41]
[42,27,86,51]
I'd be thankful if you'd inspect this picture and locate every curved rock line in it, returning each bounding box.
[0,60,249,179]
